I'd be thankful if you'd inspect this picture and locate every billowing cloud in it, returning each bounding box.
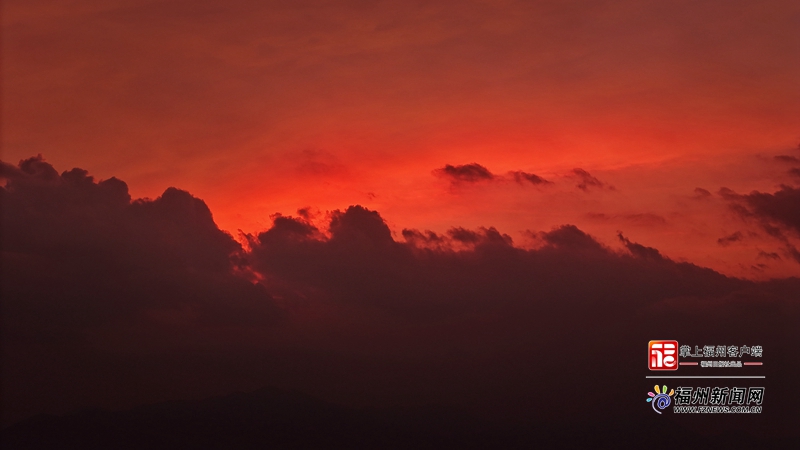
[1,155,241,273]
[1,156,281,422]
[433,163,495,183]
[3,158,800,442]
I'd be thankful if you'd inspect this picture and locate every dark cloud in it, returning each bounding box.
[447,226,482,243]
[245,211,799,437]
[718,231,744,246]
[434,163,494,183]
[789,167,800,179]
[727,185,800,235]
[774,155,800,163]
[758,250,781,260]
[572,168,614,191]
[693,187,712,198]
[3,157,800,443]
[296,207,313,219]
[2,155,241,272]
[449,226,511,246]
[721,185,800,263]
[432,164,551,189]
[617,232,663,260]
[1,156,280,423]
[509,170,550,185]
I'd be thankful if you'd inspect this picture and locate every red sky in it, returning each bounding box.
[4,0,800,278]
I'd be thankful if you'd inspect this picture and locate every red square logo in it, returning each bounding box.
[649,340,678,370]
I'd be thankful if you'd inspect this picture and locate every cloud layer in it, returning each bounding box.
[2,157,799,440]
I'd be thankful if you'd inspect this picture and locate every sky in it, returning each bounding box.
[4,0,800,278]
[2,0,800,444]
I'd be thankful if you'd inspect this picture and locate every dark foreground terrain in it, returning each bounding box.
[3,387,797,449]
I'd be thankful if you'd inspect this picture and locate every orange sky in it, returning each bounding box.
[3,0,800,279]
